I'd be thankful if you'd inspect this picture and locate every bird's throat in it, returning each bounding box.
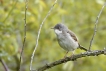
[54,29,62,35]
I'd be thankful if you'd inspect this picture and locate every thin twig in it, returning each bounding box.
[89,2,106,51]
[0,58,10,71]
[3,0,18,23]
[18,0,28,71]
[30,0,57,71]
[36,49,106,71]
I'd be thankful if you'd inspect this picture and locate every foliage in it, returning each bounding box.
[0,0,106,71]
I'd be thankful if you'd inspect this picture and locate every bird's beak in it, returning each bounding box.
[51,27,54,29]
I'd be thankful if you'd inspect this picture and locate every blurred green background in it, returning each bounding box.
[0,0,106,71]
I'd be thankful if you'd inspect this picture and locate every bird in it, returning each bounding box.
[51,23,88,58]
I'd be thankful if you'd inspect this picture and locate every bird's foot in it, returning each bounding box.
[70,54,74,58]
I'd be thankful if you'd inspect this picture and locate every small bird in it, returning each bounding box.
[52,23,87,58]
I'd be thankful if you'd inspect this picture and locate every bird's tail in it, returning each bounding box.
[79,44,88,51]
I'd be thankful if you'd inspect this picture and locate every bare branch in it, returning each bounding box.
[0,58,10,71]
[89,2,106,51]
[30,0,57,71]
[35,49,106,71]
[18,0,28,71]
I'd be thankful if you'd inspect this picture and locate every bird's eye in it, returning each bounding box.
[57,26,60,29]
[54,25,61,30]
[58,26,61,31]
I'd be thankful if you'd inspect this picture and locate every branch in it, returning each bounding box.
[35,49,106,71]
[30,0,57,70]
[0,58,10,71]
[89,2,106,51]
[19,0,28,71]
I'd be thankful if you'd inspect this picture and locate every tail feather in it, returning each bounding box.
[79,44,88,51]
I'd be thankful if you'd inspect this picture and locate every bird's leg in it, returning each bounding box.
[64,51,69,58]
[72,50,75,55]
[70,50,75,58]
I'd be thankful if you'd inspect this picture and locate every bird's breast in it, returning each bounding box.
[57,32,79,51]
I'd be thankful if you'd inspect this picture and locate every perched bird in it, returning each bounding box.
[51,23,87,57]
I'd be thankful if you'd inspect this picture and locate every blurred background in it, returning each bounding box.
[0,0,106,71]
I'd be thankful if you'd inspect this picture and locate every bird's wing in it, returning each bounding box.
[67,30,78,42]
[67,29,88,51]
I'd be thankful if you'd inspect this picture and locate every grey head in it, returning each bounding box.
[52,23,68,31]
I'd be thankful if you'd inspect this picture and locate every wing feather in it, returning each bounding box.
[67,30,78,41]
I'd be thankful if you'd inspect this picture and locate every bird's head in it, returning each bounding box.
[51,23,68,35]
